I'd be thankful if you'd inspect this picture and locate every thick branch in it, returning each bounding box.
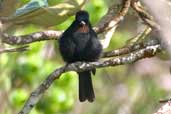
[1,30,62,45]
[18,44,161,114]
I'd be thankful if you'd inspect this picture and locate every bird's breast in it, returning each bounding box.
[73,32,90,53]
[77,25,89,33]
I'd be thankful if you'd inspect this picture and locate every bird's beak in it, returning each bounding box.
[80,21,86,25]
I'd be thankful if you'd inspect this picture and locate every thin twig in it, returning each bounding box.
[160,99,171,103]
[95,0,131,33]
[103,26,154,57]
[131,0,159,29]
[0,45,29,54]
[126,26,152,46]
[103,40,158,58]
[96,0,131,49]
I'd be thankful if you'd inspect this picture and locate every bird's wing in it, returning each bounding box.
[59,34,76,63]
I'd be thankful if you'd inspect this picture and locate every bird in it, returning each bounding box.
[59,10,102,102]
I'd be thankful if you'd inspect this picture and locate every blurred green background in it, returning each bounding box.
[0,0,171,114]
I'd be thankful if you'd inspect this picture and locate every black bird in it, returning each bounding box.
[59,10,102,102]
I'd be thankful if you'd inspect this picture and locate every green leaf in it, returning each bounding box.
[9,89,28,107]
[10,0,86,27]
[14,0,48,16]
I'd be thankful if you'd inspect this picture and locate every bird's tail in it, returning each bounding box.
[78,71,95,102]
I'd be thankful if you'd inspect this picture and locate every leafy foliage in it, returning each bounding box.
[0,0,170,114]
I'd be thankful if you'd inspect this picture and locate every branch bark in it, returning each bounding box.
[1,30,62,45]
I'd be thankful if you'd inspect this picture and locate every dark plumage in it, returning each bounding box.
[59,10,102,102]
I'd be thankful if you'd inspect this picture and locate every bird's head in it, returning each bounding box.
[75,10,89,26]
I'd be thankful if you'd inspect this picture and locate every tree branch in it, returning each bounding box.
[131,0,160,29]
[95,0,131,33]
[99,0,131,49]
[103,26,155,57]
[0,45,29,54]
[18,44,161,114]
[1,30,62,45]
[103,39,159,58]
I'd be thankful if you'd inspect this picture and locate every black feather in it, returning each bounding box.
[78,71,95,102]
[59,10,102,102]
